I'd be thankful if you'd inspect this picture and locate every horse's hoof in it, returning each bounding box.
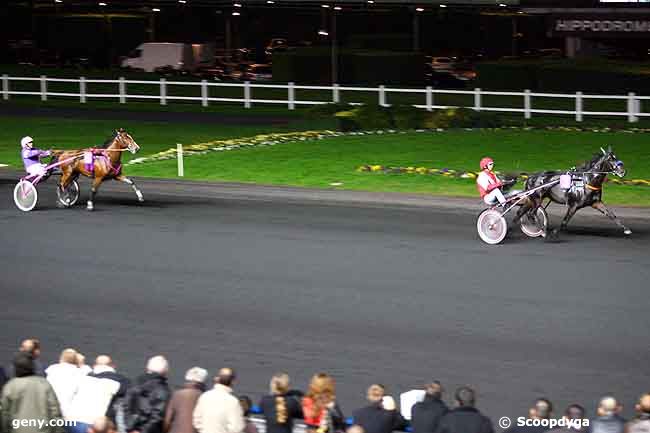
[87,202,94,211]
[624,228,632,235]
[138,197,144,202]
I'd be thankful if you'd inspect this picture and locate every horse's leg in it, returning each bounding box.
[512,196,537,225]
[115,174,144,202]
[57,167,73,208]
[592,201,632,235]
[559,203,579,232]
[87,177,103,211]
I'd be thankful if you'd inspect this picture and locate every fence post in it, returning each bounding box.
[160,78,167,106]
[628,92,638,123]
[426,86,433,112]
[474,88,481,111]
[2,75,8,100]
[332,83,340,103]
[201,80,208,107]
[288,82,295,110]
[244,81,251,108]
[575,91,583,122]
[379,85,386,107]
[40,75,47,102]
[524,89,531,120]
[80,76,86,104]
[177,143,184,177]
[119,77,126,104]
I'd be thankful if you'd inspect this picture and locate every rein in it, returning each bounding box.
[566,168,617,192]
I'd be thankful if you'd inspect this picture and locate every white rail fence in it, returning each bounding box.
[1,74,645,123]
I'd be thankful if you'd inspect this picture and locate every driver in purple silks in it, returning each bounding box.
[21,136,51,177]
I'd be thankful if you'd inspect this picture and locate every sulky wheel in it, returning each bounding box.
[477,208,508,245]
[520,206,548,238]
[57,180,80,208]
[13,180,38,212]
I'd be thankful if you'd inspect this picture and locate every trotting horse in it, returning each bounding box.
[515,146,631,235]
[53,128,144,211]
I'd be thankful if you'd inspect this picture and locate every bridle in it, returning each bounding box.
[111,131,139,154]
[566,154,625,191]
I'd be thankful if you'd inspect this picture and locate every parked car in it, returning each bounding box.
[193,59,230,80]
[241,64,272,81]
[429,56,456,72]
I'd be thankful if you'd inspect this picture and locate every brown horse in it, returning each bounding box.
[53,128,143,211]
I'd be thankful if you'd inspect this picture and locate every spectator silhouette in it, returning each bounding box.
[259,373,303,433]
[302,373,345,433]
[164,366,208,433]
[435,386,494,433]
[626,394,650,433]
[548,404,586,433]
[192,367,244,433]
[411,381,448,433]
[125,355,171,433]
[352,384,406,433]
[587,396,625,433]
[1,352,63,433]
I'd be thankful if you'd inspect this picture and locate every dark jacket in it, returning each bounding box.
[7,359,45,378]
[260,393,303,433]
[411,395,449,433]
[352,402,406,433]
[163,382,204,433]
[587,415,626,433]
[93,370,130,422]
[126,372,171,433]
[436,407,494,433]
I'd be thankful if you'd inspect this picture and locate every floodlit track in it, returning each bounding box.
[1,172,649,426]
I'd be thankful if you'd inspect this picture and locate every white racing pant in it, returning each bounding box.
[26,163,48,177]
[483,188,507,205]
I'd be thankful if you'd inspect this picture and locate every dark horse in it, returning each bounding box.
[516,146,631,235]
[53,128,144,211]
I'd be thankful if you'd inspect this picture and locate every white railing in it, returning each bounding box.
[1,74,645,123]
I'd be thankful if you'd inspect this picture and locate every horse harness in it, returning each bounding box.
[84,148,122,177]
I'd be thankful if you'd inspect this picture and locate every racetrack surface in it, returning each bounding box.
[2,172,649,428]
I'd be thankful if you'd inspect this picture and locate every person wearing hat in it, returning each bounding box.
[20,136,52,177]
[476,157,514,207]
[164,367,208,433]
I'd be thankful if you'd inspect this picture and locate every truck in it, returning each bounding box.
[121,42,214,73]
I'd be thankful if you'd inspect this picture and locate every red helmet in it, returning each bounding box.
[480,157,494,170]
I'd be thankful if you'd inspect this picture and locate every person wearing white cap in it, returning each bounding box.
[164,367,208,433]
[20,136,52,177]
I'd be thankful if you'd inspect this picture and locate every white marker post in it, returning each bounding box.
[177,143,184,177]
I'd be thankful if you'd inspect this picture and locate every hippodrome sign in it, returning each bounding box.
[555,18,650,32]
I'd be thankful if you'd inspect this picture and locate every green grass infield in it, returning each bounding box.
[1,116,648,206]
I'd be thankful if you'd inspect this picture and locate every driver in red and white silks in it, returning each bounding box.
[476,157,507,206]
[21,136,51,177]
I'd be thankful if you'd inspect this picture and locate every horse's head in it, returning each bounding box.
[113,128,140,154]
[600,146,626,178]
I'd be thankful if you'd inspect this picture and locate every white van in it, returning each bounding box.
[121,43,212,73]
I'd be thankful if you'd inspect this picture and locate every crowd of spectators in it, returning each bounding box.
[1,337,649,433]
